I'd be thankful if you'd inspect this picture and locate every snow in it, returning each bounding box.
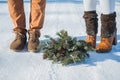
[0,1,120,80]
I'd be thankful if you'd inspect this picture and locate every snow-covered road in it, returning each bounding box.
[0,2,120,80]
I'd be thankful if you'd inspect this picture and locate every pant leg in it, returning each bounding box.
[30,0,46,30]
[100,0,115,14]
[83,0,97,11]
[8,0,26,29]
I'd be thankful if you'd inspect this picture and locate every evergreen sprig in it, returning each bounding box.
[42,30,95,65]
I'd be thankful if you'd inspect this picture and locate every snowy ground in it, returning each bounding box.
[0,2,120,80]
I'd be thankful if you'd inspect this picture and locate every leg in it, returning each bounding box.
[100,0,115,14]
[83,0,98,48]
[8,0,27,51]
[83,0,97,11]
[30,0,46,31]
[8,0,26,30]
[96,0,117,53]
[28,0,46,52]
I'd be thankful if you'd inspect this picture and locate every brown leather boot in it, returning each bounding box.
[83,11,98,48]
[10,28,27,51]
[28,29,40,53]
[96,12,117,53]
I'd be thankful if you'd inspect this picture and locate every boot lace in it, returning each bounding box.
[15,32,25,40]
[29,33,39,42]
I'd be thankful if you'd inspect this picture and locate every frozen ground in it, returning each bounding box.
[0,2,120,80]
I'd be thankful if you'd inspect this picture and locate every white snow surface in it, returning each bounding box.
[0,2,120,80]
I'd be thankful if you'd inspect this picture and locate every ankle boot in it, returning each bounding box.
[28,29,40,52]
[10,28,27,51]
[96,12,117,53]
[86,35,96,48]
[83,11,98,48]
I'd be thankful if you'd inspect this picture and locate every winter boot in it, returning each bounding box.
[83,11,98,48]
[96,12,117,53]
[28,29,40,53]
[10,28,27,51]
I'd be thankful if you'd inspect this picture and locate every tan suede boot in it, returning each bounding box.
[10,28,27,51]
[96,33,117,53]
[28,29,40,53]
[96,12,117,53]
[86,35,96,48]
[83,11,98,48]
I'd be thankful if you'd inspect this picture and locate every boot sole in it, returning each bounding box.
[28,49,40,53]
[10,48,24,52]
[96,48,111,53]
[28,50,39,53]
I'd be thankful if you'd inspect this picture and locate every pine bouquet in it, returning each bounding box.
[42,30,94,65]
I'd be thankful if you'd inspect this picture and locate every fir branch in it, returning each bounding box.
[42,30,94,65]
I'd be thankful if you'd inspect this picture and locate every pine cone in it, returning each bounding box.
[59,49,65,57]
[43,54,48,59]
